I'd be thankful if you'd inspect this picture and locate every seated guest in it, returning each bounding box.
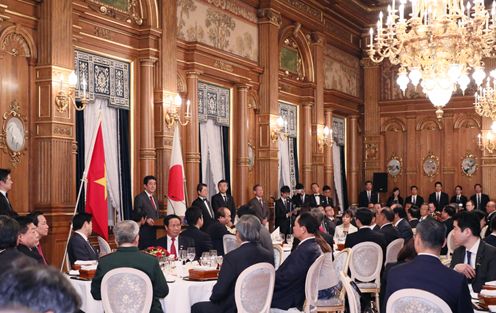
[404,185,424,207]
[274,185,295,235]
[345,208,387,253]
[91,220,168,313]
[473,209,488,233]
[376,207,400,247]
[191,215,274,313]
[419,203,432,222]
[67,213,98,265]
[15,216,44,264]
[182,207,213,259]
[334,209,357,243]
[155,214,194,257]
[407,206,420,228]
[485,217,496,248]
[272,213,330,311]
[385,218,472,313]
[450,211,496,292]
[291,208,334,251]
[0,216,35,275]
[323,205,337,236]
[465,199,476,212]
[28,211,49,264]
[392,205,413,242]
[321,185,334,207]
[0,265,81,313]
[440,205,456,255]
[131,209,148,250]
[451,185,467,209]
[237,207,272,254]
[207,207,233,255]
[370,206,380,231]
[386,187,404,207]
[485,201,496,237]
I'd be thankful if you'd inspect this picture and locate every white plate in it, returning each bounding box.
[488,305,496,312]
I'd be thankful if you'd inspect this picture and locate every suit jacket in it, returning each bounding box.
[386,196,404,207]
[275,198,293,234]
[395,218,413,242]
[404,195,424,207]
[0,247,36,276]
[247,197,269,221]
[67,233,99,265]
[155,235,195,254]
[321,196,334,207]
[358,190,378,207]
[91,247,168,313]
[133,191,159,219]
[211,193,236,223]
[485,234,496,248]
[487,211,496,238]
[385,255,472,313]
[291,194,310,208]
[409,219,419,228]
[209,242,274,313]
[180,226,213,260]
[191,198,215,231]
[272,238,322,310]
[450,240,496,292]
[345,227,387,254]
[206,221,231,255]
[470,193,490,212]
[428,192,449,211]
[308,194,325,208]
[379,224,400,247]
[0,193,17,217]
[450,195,468,208]
[17,244,45,264]
[323,217,337,237]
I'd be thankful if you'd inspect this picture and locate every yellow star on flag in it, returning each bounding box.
[94,165,107,200]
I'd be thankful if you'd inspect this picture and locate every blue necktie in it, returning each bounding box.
[466,250,472,266]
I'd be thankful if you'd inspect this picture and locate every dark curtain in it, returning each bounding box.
[293,137,299,187]
[198,127,202,184]
[75,109,85,213]
[119,110,133,220]
[222,126,231,194]
[339,145,349,210]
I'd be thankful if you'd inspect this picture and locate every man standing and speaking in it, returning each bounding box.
[134,175,160,248]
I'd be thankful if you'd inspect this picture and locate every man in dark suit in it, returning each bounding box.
[393,205,413,242]
[358,180,378,208]
[450,211,496,292]
[133,175,160,248]
[191,215,274,313]
[0,168,17,217]
[67,212,99,265]
[485,217,496,248]
[308,183,325,208]
[247,184,269,225]
[470,183,490,212]
[407,206,420,228]
[28,211,48,264]
[404,185,424,207]
[440,205,456,255]
[322,185,334,207]
[428,181,449,212]
[207,207,233,255]
[345,208,387,253]
[275,185,295,235]
[376,207,400,247]
[385,218,472,313]
[291,183,310,209]
[451,185,468,209]
[485,201,496,237]
[323,205,337,236]
[92,220,168,313]
[0,216,36,275]
[192,183,215,231]
[182,206,213,259]
[211,180,236,224]
[155,214,194,257]
[15,216,44,264]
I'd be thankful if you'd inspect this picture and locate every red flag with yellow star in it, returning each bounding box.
[85,123,108,239]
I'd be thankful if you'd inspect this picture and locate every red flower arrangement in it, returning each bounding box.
[143,246,170,259]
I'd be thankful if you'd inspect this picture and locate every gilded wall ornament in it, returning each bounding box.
[0,100,27,167]
[461,153,478,177]
[422,152,440,177]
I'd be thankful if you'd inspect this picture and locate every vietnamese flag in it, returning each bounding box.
[85,123,108,239]
[167,125,186,216]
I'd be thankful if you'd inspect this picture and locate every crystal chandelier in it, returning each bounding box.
[478,120,496,153]
[474,70,496,120]
[368,0,496,118]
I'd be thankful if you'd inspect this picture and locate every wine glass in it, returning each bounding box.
[279,233,286,243]
[216,256,223,269]
[187,247,196,262]
[179,249,187,263]
[286,234,294,246]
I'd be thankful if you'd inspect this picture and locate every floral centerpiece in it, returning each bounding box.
[143,246,169,259]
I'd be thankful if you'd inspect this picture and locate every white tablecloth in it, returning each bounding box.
[67,275,216,313]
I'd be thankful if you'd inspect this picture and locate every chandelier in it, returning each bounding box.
[368,0,496,118]
[474,70,496,120]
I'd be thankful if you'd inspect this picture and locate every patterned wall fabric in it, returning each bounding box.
[74,50,131,110]
[323,45,361,98]
[198,82,230,126]
[332,116,345,146]
[279,102,297,138]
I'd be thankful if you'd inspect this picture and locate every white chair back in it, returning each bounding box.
[65,253,71,272]
[273,244,284,270]
[101,267,153,313]
[386,289,452,313]
[235,262,275,313]
[446,230,457,256]
[223,234,239,254]
[385,238,404,265]
[481,225,488,239]
[98,236,112,256]
[349,242,383,284]
[304,253,338,312]
[340,272,361,313]
[334,248,352,274]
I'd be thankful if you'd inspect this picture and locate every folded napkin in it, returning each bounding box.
[81,264,98,271]
[192,266,217,271]
[68,270,80,276]
[480,290,496,297]
[75,260,98,266]
[486,281,496,286]
[271,227,280,241]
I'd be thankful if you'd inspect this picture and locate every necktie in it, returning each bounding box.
[259,198,263,207]
[466,250,472,266]
[36,244,47,265]
[203,198,213,217]
[149,196,156,210]
[437,193,440,203]
[478,194,481,207]
[223,195,227,203]
[170,238,177,257]
[412,196,416,204]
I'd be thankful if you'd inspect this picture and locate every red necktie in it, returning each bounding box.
[150,196,157,210]
[170,238,177,257]
[37,244,47,265]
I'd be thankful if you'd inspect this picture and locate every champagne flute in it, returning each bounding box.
[187,247,196,262]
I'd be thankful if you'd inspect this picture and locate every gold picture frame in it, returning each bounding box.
[0,100,28,167]
[387,154,402,179]
[461,152,478,177]
[422,152,439,177]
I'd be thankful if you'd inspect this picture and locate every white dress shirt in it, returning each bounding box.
[465,239,480,267]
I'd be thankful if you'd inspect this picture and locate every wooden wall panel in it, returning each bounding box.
[382,124,406,198]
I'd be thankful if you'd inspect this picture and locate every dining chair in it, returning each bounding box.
[334,248,352,274]
[273,244,284,270]
[223,234,239,254]
[339,272,361,313]
[386,288,452,313]
[385,238,404,266]
[446,230,457,256]
[235,262,275,313]
[98,236,112,256]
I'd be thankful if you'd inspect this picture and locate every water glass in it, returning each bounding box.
[187,247,196,262]
[216,256,223,268]
[286,234,294,245]
[179,249,187,262]
[279,233,286,243]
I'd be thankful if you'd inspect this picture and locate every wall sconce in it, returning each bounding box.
[164,93,191,129]
[317,125,333,150]
[54,71,88,113]
[478,121,496,154]
[271,116,288,142]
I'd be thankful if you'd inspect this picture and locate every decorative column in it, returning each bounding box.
[139,58,157,179]
[442,113,455,189]
[184,71,200,205]
[347,115,360,204]
[324,109,334,185]
[405,114,417,188]
[302,102,313,191]
[257,8,281,200]
[234,84,249,204]
[311,32,325,186]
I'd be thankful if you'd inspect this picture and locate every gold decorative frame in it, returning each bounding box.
[461,152,478,177]
[387,154,402,179]
[0,100,28,167]
[422,152,440,177]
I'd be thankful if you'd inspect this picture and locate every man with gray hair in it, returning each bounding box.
[91,220,168,313]
[191,215,274,313]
